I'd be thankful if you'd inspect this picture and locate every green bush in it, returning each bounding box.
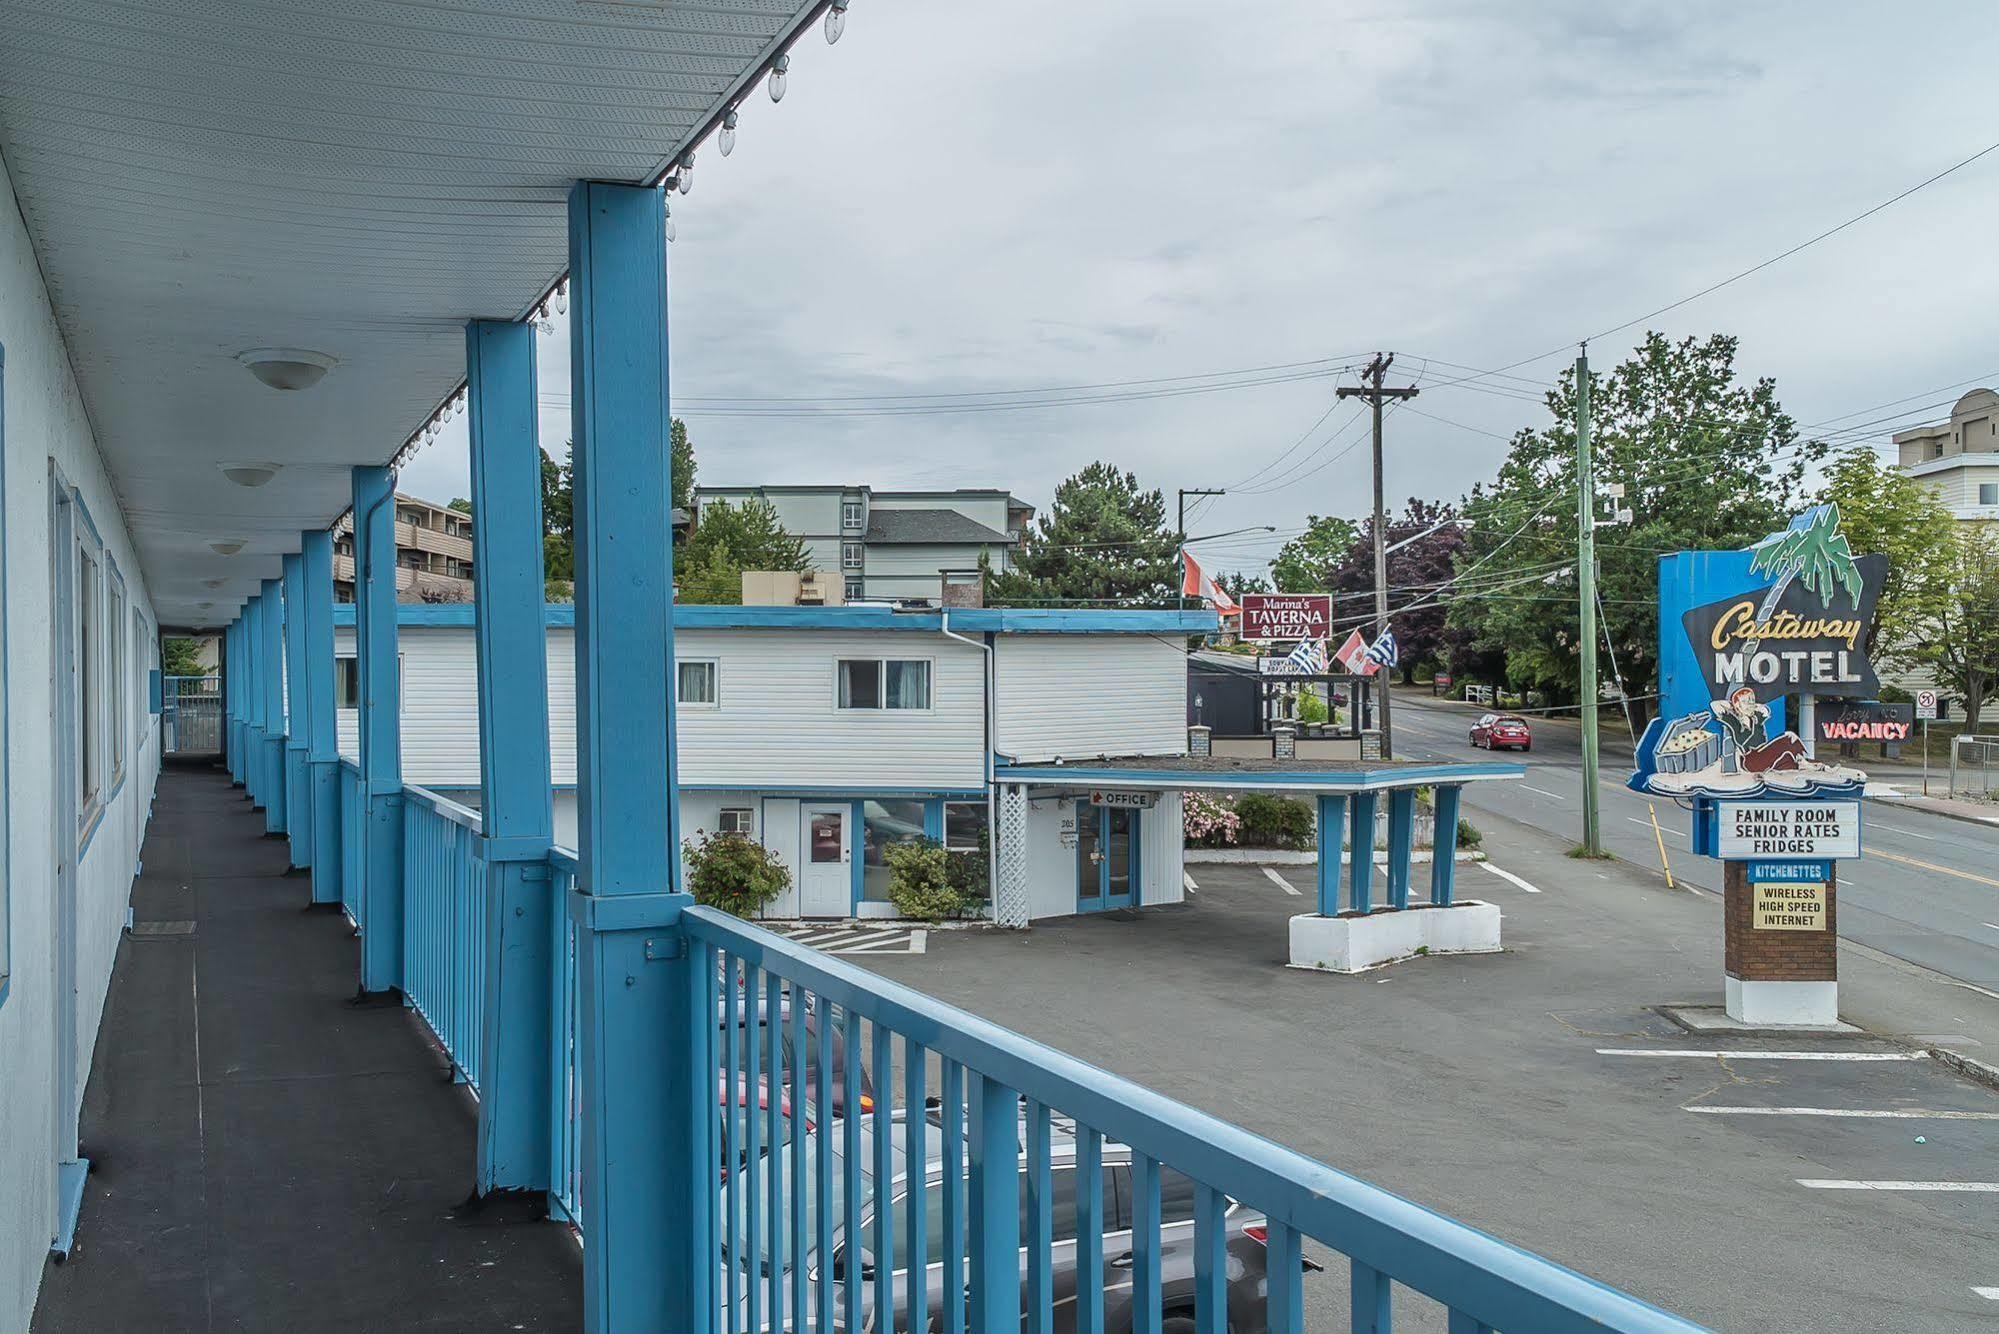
[683,830,792,917]
[885,839,971,923]
[1233,793,1316,850]
[944,825,991,911]
[1455,817,1482,849]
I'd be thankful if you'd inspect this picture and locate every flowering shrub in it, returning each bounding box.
[1183,792,1241,847]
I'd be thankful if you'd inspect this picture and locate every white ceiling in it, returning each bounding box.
[0,0,820,628]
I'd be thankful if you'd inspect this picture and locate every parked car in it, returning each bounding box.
[721,1109,1317,1334]
[719,987,875,1119]
[1469,712,1531,752]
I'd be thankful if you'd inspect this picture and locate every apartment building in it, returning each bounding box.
[692,484,1032,602]
[1892,388,1999,523]
[332,491,475,601]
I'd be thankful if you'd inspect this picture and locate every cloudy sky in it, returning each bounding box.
[400,1,1999,577]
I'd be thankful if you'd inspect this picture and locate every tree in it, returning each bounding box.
[1269,515,1359,592]
[1908,526,1999,730]
[539,416,692,586]
[988,462,1176,606]
[1218,570,1270,601]
[162,636,206,676]
[1816,449,1956,668]
[1328,500,1467,682]
[676,497,813,605]
[448,497,472,516]
[671,417,697,512]
[1447,332,1824,711]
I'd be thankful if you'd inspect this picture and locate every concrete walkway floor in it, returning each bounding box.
[32,762,579,1333]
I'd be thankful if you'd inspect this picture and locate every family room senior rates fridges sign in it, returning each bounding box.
[1240,593,1330,644]
[1715,801,1862,859]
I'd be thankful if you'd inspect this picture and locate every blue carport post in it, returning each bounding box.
[1430,785,1462,906]
[283,552,312,868]
[354,464,406,995]
[1314,793,1349,917]
[225,618,244,786]
[303,531,343,905]
[244,592,266,807]
[567,179,707,1334]
[259,576,287,835]
[1347,790,1378,913]
[466,317,556,1197]
[1384,788,1415,909]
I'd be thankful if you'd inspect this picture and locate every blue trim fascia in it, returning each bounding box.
[994,763,1524,789]
[328,603,1216,635]
[683,784,985,799]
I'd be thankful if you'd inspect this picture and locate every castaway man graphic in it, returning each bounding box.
[1710,685,1806,774]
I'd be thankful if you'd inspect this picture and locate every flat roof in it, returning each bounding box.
[330,604,1217,636]
[995,755,1524,792]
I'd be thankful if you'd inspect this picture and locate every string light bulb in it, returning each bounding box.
[768,53,789,102]
[825,0,848,44]
[663,198,676,243]
[553,280,567,316]
[677,151,694,194]
[719,108,738,157]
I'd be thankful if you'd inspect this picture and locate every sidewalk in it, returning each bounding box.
[1867,780,1999,828]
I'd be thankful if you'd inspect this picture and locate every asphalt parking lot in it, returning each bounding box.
[851,826,1999,1332]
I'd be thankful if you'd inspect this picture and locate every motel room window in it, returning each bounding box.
[1982,482,1999,506]
[844,578,863,603]
[860,798,928,903]
[335,653,404,709]
[837,658,931,711]
[78,544,102,817]
[718,807,753,837]
[677,659,719,707]
[944,801,989,854]
[841,542,863,570]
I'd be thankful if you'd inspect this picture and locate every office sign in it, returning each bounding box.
[1240,593,1330,644]
[1716,801,1861,860]
[1752,880,1829,931]
[1813,701,1913,746]
[1089,789,1157,810]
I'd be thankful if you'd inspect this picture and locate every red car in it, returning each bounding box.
[1470,712,1531,752]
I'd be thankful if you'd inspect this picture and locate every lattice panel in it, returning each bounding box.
[993,784,1032,928]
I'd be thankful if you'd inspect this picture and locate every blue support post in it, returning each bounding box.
[283,553,312,868]
[465,318,557,1196]
[1348,790,1378,914]
[259,576,286,835]
[303,531,342,905]
[225,619,244,786]
[353,465,406,994]
[1430,785,1462,906]
[1385,788,1415,910]
[565,179,706,1334]
[244,593,266,805]
[1314,793,1348,917]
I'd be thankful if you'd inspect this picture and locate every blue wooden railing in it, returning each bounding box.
[401,786,489,1090]
[686,905,1704,1334]
[549,845,584,1227]
[338,760,364,924]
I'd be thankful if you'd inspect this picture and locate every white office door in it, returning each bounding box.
[798,804,852,918]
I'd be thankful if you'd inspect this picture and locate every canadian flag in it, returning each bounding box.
[1332,628,1377,675]
[1180,550,1239,615]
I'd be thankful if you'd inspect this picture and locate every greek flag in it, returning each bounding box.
[1282,637,1328,674]
[1364,630,1398,670]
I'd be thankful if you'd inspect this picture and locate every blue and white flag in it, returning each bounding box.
[1282,637,1328,675]
[1364,630,1398,670]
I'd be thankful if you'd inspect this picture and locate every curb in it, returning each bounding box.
[1929,1046,1999,1093]
[1182,848,1488,866]
[1864,791,1999,830]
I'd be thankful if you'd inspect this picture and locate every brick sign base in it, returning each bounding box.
[1722,860,1839,1025]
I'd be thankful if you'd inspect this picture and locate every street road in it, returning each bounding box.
[1391,690,1999,992]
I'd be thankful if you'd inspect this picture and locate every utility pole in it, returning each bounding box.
[1337,353,1418,758]
[1576,346,1602,856]
[1176,487,1225,608]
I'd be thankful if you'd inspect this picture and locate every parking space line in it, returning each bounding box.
[1974,1287,1999,1301]
[1797,1180,1999,1192]
[1479,862,1541,893]
[1183,871,1198,895]
[1261,867,1302,896]
[1597,1049,1927,1061]
[1686,1106,1999,1120]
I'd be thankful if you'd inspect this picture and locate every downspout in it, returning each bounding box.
[939,609,999,914]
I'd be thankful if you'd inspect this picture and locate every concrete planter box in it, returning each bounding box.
[1286,901,1502,974]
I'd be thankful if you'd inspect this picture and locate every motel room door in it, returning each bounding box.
[1075,802,1138,913]
[798,803,852,918]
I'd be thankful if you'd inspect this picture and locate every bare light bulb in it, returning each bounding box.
[825,1,847,43]
[719,109,738,157]
[768,54,789,102]
[663,203,676,243]
[677,151,694,194]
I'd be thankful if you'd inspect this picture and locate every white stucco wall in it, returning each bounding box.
[1,152,161,1330]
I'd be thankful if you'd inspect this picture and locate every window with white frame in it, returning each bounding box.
[718,807,753,836]
[335,653,404,709]
[1981,482,1999,506]
[677,659,718,707]
[944,801,989,853]
[841,542,863,571]
[836,658,931,710]
[844,578,864,603]
[108,568,127,782]
[841,501,864,530]
[78,543,102,819]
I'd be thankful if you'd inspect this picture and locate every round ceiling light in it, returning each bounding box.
[210,539,246,556]
[237,348,337,391]
[220,462,282,488]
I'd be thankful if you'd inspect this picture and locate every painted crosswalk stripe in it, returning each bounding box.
[1686,1106,1999,1120]
[1591,1056,1919,1064]
[1261,867,1302,896]
[1479,862,1541,894]
[842,929,927,955]
[1796,1180,1999,1192]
